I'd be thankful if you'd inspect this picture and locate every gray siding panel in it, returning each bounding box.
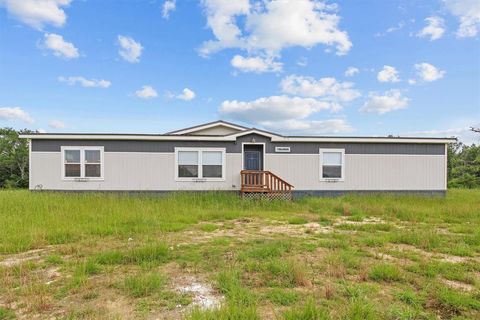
[32,140,240,153]
[32,136,445,155]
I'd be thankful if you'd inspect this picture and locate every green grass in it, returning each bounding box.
[283,299,329,319]
[265,288,299,306]
[0,189,479,319]
[121,273,166,298]
[368,263,402,282]
[0,307,15,320]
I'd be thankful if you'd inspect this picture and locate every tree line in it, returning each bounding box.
[0,127,479,189]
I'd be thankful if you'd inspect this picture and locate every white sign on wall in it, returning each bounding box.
[275,146,291,153]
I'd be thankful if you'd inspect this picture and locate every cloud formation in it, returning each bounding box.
[118,35,143,63]
[259,119,354,134]
[360,89,409,114]
[0,0,71,29]
[162,0,176,19]
[0,107,34,123]
[231,55,282,73]
[377,65,400,83]
[200,0,351,58]
[280,75,361,102]
[43,33,79,59]
[58,76,111,88]
[344,67,359,77]
[444,0,480,37]
[414,63,445,82]
[417,16,445,40]
[220,95,340,123]
[176,88,196,101]
[135,85,158,99]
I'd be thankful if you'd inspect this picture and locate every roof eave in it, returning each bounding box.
[19,134,457,144]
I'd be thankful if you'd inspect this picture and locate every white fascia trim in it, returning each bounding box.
[20,134,456,144]
[170,122,248,135]
[273,137,455,144]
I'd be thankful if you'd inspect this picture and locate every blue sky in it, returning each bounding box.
[0,0,479,143]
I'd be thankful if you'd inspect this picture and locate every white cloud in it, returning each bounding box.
[176,88,196,101]
[280,75,361,102]
[360,89,409,114]
[0,0,71,29]
[118,35,143,63]
[42,33,79,59]
[230,54,282,73]
[0,107,34,124]
[377,65,400,83]
[135,85,158,99]
[408,79,417,85]
[444,0,480,37]
[406,126,479,144]
[162,0,176,19]
[416,16,445,40]
[219,95,340,123]
[260,119,354,134]
[199,0,352,57]
[48,120,65,129]
[58,76,111,88]
[37,128,47,133]
[414,62,445,82]
[344,66,359,77]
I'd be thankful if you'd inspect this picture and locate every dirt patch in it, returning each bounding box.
[43,266,62,285]
[176,276,223,310]
[260,222,334,236]
[441,279,476,292]
[0,248,53,267]
[391,244,479,264]
[334,216,386,226]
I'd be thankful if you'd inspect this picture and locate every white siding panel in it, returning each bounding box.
[31,152,242,191]
[265,154,446,190]
[31,152,445,191]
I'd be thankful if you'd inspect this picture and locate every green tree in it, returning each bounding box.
[448,139,480,189]
[0,128,33,188]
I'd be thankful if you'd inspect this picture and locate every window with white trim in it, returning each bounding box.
[320,148,345,181]
[175,148,225,180]
[62,147,104,180]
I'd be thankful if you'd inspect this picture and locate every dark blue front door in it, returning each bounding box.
[244,151,261,170]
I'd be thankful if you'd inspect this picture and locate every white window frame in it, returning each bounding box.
[175,147,226,182]
[319,148,345,182]
[61,146,104,181]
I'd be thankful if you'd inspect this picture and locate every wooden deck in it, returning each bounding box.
[240,170,294,200]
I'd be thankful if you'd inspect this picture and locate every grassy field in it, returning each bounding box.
[0,190,479,319]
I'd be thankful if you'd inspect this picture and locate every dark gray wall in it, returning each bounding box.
[32,134,445,155]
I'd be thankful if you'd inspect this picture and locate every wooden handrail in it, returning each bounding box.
[240,170,294,194]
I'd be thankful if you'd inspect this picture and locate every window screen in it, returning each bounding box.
[202,151,222,178]
[64,150,81,177]
[85,150,101,177]
[322,151,343,179]
[178,151,199,178]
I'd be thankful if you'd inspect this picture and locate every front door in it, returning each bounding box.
[243,144,263,170]
[244,150,261,170]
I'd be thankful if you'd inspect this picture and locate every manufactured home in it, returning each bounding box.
[21,121,455,197]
